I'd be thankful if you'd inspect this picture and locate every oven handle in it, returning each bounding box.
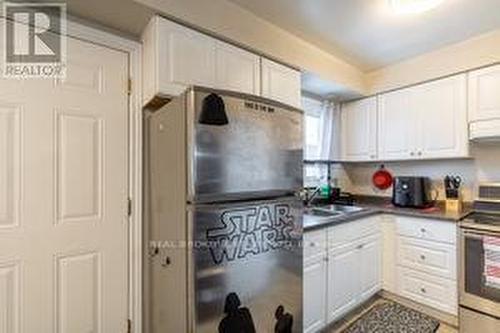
[461,227,500,238]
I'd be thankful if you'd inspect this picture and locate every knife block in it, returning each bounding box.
[445,198,463,213]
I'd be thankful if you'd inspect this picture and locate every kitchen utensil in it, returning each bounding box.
[445,175,462,199]
[372,165,393,190]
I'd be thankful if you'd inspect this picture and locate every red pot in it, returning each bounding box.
[372,166,393,190]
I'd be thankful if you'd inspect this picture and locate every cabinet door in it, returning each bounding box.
[327,243,359,323]
[215,41,260,95]
[469,64,500,122]
[156,17,216,96]
[341,97,378,161]
[416,75,468,159]
[261,58,301,108]
[378,89,417,160]
[359,235,382,301]
[303,256,327,333]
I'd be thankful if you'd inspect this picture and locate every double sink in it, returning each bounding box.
[303,204,368,229]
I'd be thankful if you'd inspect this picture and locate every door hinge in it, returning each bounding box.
[127,319,132,333]
[127,198,132,217]
[127,78,132,95]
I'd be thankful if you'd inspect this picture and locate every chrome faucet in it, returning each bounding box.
[300,187,322,207]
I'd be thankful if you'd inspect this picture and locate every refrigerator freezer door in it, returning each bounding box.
[187,197,303,332]
[187,88,303,202]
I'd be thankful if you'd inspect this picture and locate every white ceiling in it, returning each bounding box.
[227,0,500,71]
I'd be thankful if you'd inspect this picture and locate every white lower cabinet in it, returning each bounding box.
[327,234,382,323]
[303,229,328,333]
[394,216,458,315]
[304,215,458,332]
[359,235,383,301]
[327,242,360,322]
[304,256,328,333]
[304,217,382,332]
[397,267,457,314]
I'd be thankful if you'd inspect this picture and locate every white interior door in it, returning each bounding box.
[0,35,129,332]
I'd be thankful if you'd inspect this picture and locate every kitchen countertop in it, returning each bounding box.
[304,195,473,231]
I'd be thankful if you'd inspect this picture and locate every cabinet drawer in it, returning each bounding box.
[398,267,457,315]
[328,217,380,247]
[304,229,327,259]
[396,217,456,244]
[397,236,456,280]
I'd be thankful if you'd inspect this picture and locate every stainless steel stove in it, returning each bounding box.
[459,184,500,332]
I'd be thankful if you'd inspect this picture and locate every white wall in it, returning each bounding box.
[134,0,367,95]
[332,145,500,202]
[367,29,500,94]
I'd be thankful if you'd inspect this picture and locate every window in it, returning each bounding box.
[302,97,325,186]
[302,97,324,160]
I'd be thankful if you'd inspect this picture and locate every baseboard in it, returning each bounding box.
[380,290,458,327]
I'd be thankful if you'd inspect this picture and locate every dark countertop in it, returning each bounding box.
[304,195,473,232]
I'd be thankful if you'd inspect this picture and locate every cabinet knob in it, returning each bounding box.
[309,242,316,247]
[420,254,426,261]
[410,152,415,156]
[357,244,364,250]
[420,228,426,233]
[420,287,427,294]
[418,151,422,156]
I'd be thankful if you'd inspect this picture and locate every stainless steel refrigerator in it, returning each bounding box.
[145,86,304,332]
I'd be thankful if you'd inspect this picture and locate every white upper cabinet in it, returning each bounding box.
[468,64,500,140]
[415,74,468,159]
[142,16,216,102]
[261,58,302,108]
[142,16,300,107]
[378,74,468,161]
[215,41,260,95]
[341,97,378,161]
[378,88,417,160]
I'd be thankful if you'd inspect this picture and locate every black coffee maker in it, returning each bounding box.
[392,176,432,208]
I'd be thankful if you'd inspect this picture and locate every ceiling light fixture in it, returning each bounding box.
[389,0,444,14]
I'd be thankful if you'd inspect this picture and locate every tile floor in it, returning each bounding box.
[325,297,458,333]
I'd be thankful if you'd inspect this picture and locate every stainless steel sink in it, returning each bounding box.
[305,208,342,218]
[303,204,366,229]
[315,204,365,214]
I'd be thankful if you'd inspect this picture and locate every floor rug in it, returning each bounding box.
[342,301,440,333]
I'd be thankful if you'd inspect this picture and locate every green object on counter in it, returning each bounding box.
[320,184,330,198]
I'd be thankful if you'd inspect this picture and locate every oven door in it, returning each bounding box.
[460,227,500,318]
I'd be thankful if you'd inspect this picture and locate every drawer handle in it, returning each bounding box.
[420,287,426,294]
[420,254,426,261]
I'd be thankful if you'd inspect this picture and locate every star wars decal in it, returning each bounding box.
[206,204,297,264]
